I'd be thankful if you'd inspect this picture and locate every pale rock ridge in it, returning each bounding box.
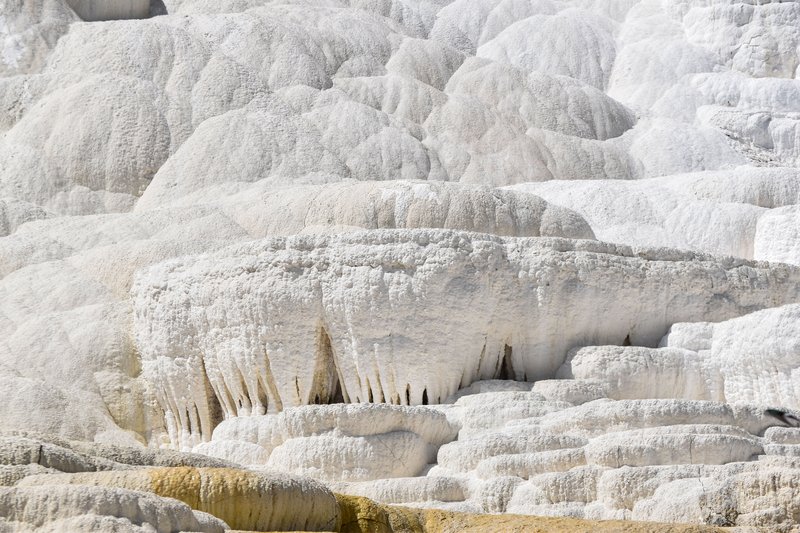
[17,467,341,532]
[0,207,256,445]
[556,304,800,410]
[446,57,636,141]
[132,229,800,448]
[507,169,800,261]
[0,187,581,448]
[0,434,236,473]
[0,75,171,214]
[197,180,596,239]
[0,485,228,533]
[0,434,339,532]
[386,38,465,91]
[197,404,458,481]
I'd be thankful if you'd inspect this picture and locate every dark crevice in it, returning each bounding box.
[193,405,202,433]
[498,344,515,380]
[422,388,429,405]
[308,325,346,405]
[255,376,269,413]
[332,376,345,403]
[405,385,411,406]
[199,357,224,436]
[261,342,284,412]
[236,367,250,412]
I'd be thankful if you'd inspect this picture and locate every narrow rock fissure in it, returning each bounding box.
[254,374,269,414]
[235,366,251,414]
[308,325,346,404]
[261,343,284,412]
[199,357,224,437]
[497,344,515,380]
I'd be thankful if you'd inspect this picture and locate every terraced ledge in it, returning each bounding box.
[336,495,727,533]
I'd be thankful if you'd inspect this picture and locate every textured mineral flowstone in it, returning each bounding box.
[18,467,341,532]
[0,484,228,533]
[133,228,800,447]
[3,0,800,530]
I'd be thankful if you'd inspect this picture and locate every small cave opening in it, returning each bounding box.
[497,344,516,380]
[422,388,429,405]
[313,373,345,405]
[308,325,347,405]
[200,359,224,432]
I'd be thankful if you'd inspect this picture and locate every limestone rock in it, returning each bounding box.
[18,467,340,532]
[202,404,457,481]
[0,0,76,77]
[2,0,800,529]
[755,206,800,266]
[0,484,227,533]
[133,229,800,446]
[560,304,800,410]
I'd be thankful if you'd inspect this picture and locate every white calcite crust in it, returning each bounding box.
[201,404,457,480]
[292,393,800,529]
[2,0,800,530]
[132,229,800,446]
[0,485,227,533]
[560,304,800,410]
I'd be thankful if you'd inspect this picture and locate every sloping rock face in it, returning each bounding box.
[3,0,800,530]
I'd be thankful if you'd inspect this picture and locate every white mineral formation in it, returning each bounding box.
[132,229,800,448]
[2,0,800,530]
[0,485,228,533]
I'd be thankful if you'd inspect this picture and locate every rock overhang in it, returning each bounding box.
[131,228,800,448]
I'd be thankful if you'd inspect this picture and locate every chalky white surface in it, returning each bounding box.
[2,0,800,529]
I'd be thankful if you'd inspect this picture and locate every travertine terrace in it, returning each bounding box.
[2,0,800,531]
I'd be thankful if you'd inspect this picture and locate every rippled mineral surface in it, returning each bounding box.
[2,0,800,531]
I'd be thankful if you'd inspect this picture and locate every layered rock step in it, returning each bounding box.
[133,229,800,448]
